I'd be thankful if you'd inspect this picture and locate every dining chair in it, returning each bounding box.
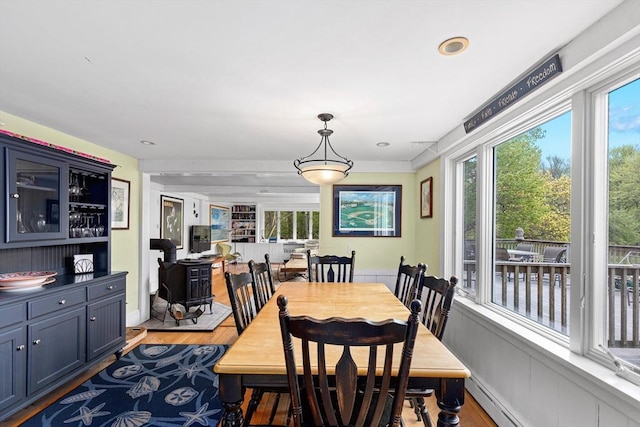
[277,294,422,427]
[248,254,276,312]
[306,249,356,283]
[407,275,458,427]
[394,256,427,308]
[225,271,287,426]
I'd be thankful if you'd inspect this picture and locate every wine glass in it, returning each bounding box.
[69,173,82,200]
[95,213,105,236]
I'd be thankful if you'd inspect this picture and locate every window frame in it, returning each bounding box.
[262,208,320,241]
[442,59,640,373]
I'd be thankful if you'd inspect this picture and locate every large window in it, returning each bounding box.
[492,112,572,334]
[263,209,319,241]
[449,68,639,373]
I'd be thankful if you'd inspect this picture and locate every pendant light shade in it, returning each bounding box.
[294,113,353,185]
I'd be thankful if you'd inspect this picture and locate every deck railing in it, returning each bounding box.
[463,260,640,348]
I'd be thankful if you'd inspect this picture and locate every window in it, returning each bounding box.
[263,209,320,241]
[462,156,477,297]
[492,112,572,334]
[604,77,640,367]
[447,63,639,375]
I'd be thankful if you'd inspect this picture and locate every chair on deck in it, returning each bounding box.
[541,246,567,286]
[225,271,287,426]
[542,246,567,263]
[277,294,422,427]
[394,256,427,308]
[510,243,535,261]
[496,247,512,281]
[406,275,458,427]
[307,249,356,283]
[248,254,276,312]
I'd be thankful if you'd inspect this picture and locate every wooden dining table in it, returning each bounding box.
[213,282,471,427]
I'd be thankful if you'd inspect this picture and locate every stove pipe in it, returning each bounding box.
[150,238,177,263]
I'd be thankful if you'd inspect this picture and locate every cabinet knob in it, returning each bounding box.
[90,316,97,321]
[58,299,66,305]
[10,193,20,199]
[107,285,115,290]
[33,339,41,345]
[16,344,25,351]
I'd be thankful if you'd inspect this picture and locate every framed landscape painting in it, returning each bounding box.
[332,185,402,237]
[161,195,184,249]
[210,204,230,243]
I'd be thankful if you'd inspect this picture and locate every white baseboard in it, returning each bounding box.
[465,376,524,427]
[126,308,142,327]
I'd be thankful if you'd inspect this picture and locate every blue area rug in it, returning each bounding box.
[22,344,227,427]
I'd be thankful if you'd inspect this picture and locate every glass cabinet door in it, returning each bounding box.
[6,149,67,242]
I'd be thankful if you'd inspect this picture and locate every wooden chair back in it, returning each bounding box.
[417,275,457,340]
[248,254,276,312]
[394,256,427,308]
[224,271,257,335]
[307,249,356,283]
[277,295,421,427]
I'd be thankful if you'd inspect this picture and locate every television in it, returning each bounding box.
[190,225,211,253]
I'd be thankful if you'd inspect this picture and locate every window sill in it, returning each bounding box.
[452,296,640,411]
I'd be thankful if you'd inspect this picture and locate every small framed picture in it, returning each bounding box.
[420,177,433,219]
[111,178,130,229]
[161,195,184,249]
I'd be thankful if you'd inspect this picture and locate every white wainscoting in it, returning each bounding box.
[444,297,640,427]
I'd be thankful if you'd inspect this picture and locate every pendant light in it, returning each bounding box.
[294,113,353,185]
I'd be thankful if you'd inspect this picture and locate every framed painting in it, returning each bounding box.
[161,195,184,249]
[210,204,230,243]
[111,178,130,229]
[332,185,402,237]
[420,177,433,218]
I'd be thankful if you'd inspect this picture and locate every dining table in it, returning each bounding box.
[213,281,471,427]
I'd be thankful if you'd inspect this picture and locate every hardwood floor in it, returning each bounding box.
[3,263,496,426]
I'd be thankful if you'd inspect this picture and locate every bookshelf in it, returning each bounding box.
[231,204,256,242]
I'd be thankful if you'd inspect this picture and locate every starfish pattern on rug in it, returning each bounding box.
[63,402,110,425]
[21,344,227,427]
[180,402,221,427]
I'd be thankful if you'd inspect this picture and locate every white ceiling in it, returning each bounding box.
[0,0,623,202]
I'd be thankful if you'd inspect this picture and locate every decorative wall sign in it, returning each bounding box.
[420,177,433,218]
[161,195,184,249]
[111,178,130,230]
[332,185,402,237]
[210,204,230,243]
[464,54,562,133]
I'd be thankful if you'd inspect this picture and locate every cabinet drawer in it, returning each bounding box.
[0,303,26,329]
[28,288,85,319]
[87,279,124,301]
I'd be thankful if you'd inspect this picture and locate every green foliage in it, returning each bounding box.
[609,145,640,245]
[494,129,550,239]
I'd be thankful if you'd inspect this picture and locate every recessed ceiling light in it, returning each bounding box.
[438,37,469,56]
[376,142,390,147]
[140,140,156,145]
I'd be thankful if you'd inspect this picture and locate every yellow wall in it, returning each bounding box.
[415,159,441,276]
[319,172,418,270]
[0,111,141,314]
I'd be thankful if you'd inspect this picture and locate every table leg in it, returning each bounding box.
[435,378,465,427]
[219,374,244,427]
